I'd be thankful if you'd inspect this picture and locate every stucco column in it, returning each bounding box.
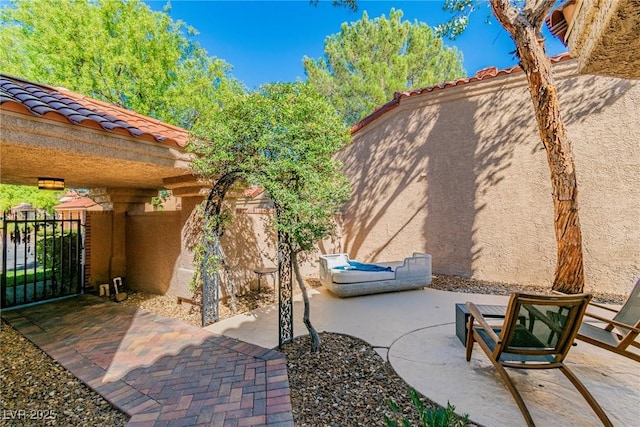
[163,175,208,296]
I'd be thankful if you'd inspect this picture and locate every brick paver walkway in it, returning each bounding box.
[2,295,294,427]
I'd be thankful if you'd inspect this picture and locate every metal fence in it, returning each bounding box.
[1,210,85,308]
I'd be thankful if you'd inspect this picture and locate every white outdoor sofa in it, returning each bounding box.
[319,252,432,297]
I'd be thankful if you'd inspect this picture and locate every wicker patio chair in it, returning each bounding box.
[574,277,640,362]
[465,292,612,427]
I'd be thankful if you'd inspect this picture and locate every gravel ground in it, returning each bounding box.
[0,276,626,426]
[281,332,469,427]
[0,320,130,427]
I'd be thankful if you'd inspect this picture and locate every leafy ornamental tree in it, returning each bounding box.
[256,84,351,352]
[304,8,465,125]
[328,0,585,294]
[0,184,64,213]
[189,82,350,350]
[0,0,241,129]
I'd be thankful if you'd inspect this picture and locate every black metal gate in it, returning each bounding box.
[1,211,84,308]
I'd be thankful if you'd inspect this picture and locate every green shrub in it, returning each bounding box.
[35,231,81,282]
[385,389,469,427]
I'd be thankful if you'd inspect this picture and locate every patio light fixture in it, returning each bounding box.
[37,177,65,190]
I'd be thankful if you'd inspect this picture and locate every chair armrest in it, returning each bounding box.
[466,302,502,344]
[583,312,640,333]
[588,302,619,313]
[552,290,619,314]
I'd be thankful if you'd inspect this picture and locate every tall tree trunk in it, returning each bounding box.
[491,0,584,293]
[292,251,321,352]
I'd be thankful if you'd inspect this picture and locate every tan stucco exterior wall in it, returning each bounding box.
[125,211,183,294]
[148,193,331,298]
[340,60,639,295]
[220,195,341,289]
[221,207,278,293]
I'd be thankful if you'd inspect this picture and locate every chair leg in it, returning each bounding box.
[559,365,613,427]
[466,318,475,361]
[490,361,536,427]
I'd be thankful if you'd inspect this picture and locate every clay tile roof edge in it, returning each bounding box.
[56,87,188,135]
[350,52,571,135]
[1,73,189,148]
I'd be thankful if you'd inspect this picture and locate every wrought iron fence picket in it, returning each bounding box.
[1,211,85,308]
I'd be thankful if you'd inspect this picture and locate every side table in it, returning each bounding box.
[455,303,507,345]
[254,267,277,292]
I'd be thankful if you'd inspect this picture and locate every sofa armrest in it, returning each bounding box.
[318,253,351,286]
[395,253,432,282]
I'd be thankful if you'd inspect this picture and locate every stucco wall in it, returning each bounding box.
[340,60,639,295]
[220,216,339,290]
[218,195,332,294]
[566,0,640,79]
[126,211,182,294]
[151,194,335,298]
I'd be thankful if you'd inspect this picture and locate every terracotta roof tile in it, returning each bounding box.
[351,52,572,134]
[0,74,189,147]
[243,186,265,198]
[54,196,99,210]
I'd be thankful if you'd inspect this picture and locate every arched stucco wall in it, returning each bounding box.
[340,60,639,294]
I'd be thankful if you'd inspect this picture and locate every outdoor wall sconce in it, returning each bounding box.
[37,177,65,190]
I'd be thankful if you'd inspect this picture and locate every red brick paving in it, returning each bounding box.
[2,295,293,427]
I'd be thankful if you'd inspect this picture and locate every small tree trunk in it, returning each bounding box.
[491,0,585,294]
[514,27,584,294]
[292,252,321,352]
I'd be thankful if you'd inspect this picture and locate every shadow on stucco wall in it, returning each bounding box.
[422,98,487,277]
[222,209,277,296]
[339,95,513,276]
[555,75,633,130]
[339,108,432,261]
[338,70,635,283]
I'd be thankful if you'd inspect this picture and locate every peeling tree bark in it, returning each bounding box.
[491,0,584,293]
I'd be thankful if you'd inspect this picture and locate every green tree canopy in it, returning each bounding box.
[304,8,465,125]
[190,82,350,255]
[0,0,242,128]
[0,184,64,213]
[189,82,350,348]
[251,83,350,254]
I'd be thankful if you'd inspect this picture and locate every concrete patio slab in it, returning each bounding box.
[206,287,640,427]
[390,322,639,427]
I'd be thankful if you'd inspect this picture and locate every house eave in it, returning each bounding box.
[563,0,640,79]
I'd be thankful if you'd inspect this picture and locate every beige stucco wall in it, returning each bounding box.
[340,60,639,295]
[125,210,183,294]
[217,194,327,294]
[144,192,333,298]
[221,203,278,294]
[220,195,342,288]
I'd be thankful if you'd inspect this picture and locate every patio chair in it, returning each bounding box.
[574,277,640,362]
[465,292,613,427]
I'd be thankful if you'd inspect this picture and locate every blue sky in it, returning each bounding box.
[144,1,567,90]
